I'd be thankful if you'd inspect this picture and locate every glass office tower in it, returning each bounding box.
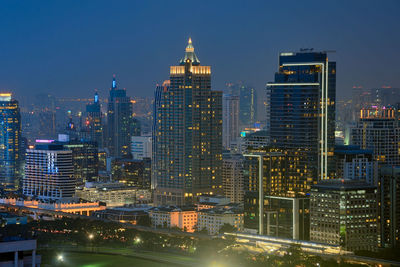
[153,38,223,205]
[267,51,336,181]
[0,93,21,190]
[86,91,103,147]
[106,76,132,158]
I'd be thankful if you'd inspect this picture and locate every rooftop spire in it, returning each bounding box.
[112,74,117,89]
[180,37,200,66]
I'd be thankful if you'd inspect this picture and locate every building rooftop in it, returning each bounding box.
[312,179,376,191]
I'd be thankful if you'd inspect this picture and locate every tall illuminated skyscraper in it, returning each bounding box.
[106,76,132,158]
[86,91,103,147]
[267,51,336,181]
[153,38,223,205]
[0,93,21,190]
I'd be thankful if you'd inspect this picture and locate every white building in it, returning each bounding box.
[23,143,75,200]
[148,206,198,232]
[222,94,240,149]
[197,206,244,235]
[131,136,152,160]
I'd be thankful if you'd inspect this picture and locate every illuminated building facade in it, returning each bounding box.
[222,94,239,149]
[148,206,198,232]
[112,158,151,189]
[267,51,336,181]
[106,75,132,158]
[243,147,312,239]
[23,143,75,200]
[85,91,103,147]
[351,106,400,166]
[131,135,152,160]
[56,138,99,184]
[310,179,377,252]
[0,93,21,190]
[153,39,223,205]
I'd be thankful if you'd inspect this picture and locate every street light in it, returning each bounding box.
[57,254,64,262]
[88,234,94,240]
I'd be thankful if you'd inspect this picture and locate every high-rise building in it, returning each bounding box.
[222,153,244,203]
[267,51,336,181]
[377,166,400,248]
[85,91,103,147]
[239,85,257,126]
[23,143,75,200]
[0,93,21,190]
[222,94,239,149]
[131,135,152,160]
[335,145,378,185]
[112,158,151,189]
[351,106,400,166]
[153,38,223,205]
[56,135,99,184]
[310,179,378,252]
[243,147,311,239]
[106,75,132,158]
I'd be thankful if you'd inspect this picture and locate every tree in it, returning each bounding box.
[219,223,237,234]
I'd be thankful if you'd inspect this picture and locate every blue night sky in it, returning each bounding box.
[0,0,399,100]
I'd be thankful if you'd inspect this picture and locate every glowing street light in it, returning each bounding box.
[57,254,64,262]
[88,234,94,240]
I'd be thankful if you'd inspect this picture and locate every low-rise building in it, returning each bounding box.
[0,198,106,216]
[197,206,244,235]
[148,206,197,232]
[310,179,377,252]
[75,182,151,207]
[93,207,149,225]
[0,238,41,267]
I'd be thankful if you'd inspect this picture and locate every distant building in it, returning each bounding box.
[244,130,269,151]
[23,143,75,200]
[310,179,377,252]
[267,51,336,181]
[153,38,222,205]
[335,145,378,185]
[85,91,103,147]
[148,206,198,232]
[112,158,151,189]
[222,153,244,203]
[56,136,99,185]
[106,75,133,158]
[222,94,240,149]
[0,93,21,190]
[351,106,400,166]
[378,166,400,248]
[131,135,152,160]
[197,206,244,235]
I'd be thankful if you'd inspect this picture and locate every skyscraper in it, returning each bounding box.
[239,85,257,126]
[153,38,223,205]
[351,106,400,166]
[267,51,336,180]
[85,91,103,147]
[106,75,132,158]
[222,94,239,149]
[0,93,21,190]
[23,143,75,200]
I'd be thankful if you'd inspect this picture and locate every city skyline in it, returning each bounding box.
[1,1,400,100]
